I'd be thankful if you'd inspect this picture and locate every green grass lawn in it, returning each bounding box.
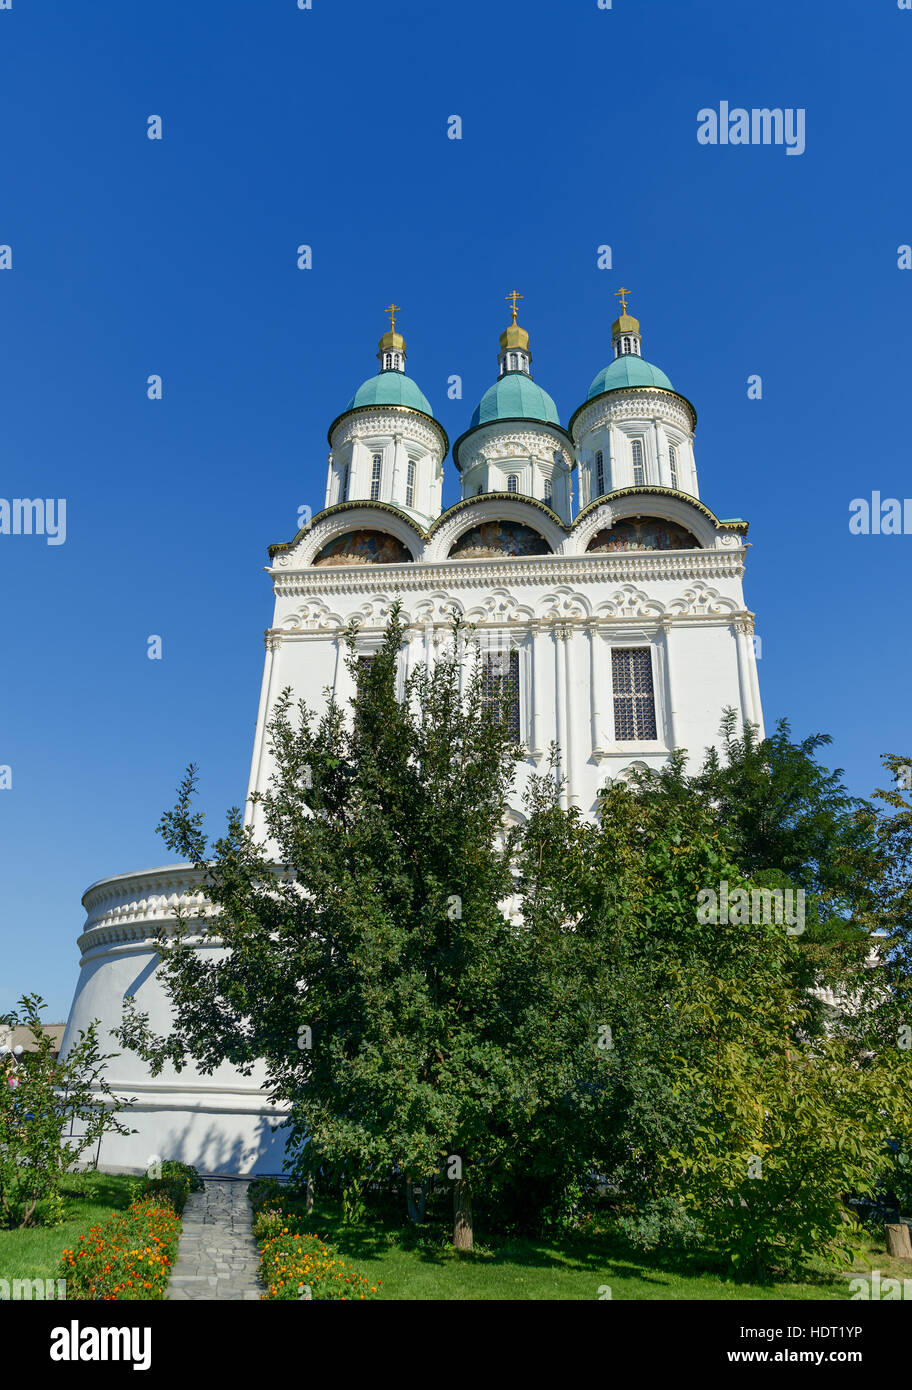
[256,1192,908,1301]
[0,1171,137,1287]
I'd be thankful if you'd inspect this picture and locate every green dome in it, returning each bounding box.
[345,370,434,417]
[470,373,560,428]
[587,355,674,399]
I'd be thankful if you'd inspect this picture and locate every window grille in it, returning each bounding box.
[482,648,520,742]
[611,647,657,741]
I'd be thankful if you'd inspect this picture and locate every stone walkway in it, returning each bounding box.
[167,1179,263,1301]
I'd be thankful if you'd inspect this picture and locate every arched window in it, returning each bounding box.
[668,445,678,489]
[596,449,604,496]
[370,453,382,501]
[544,478,553,504]
[405,459,416,509]
[631,439,645,486]
[507,474,518,494]
[624,336,631,354]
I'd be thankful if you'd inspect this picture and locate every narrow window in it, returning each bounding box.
[624,336,631,354]
[507,474,518,494]
[596,449,604,496]
[611,648,657,741]
[631,438,644,485]
[370,453,382,501]
[342,462,349,502]
[669,445,678,489]
[482,649,520,742]
[406,459,416,508]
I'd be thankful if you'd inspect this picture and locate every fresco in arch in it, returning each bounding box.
[586,518,699,553]
[312,530,412,566]
[448,519,551,559]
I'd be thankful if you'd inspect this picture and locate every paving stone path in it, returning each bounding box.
[167,1179,263,1301]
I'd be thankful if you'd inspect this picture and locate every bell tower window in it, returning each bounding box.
[507,474,518,494]
[370,453,382,501]
[631,438,645,486]
[596,449,604,496]
[406,459,416,509]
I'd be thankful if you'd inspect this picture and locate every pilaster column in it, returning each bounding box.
[660,617,679,751]
[733,616,754,731]
[531,624,549,758]
[653,418,664,486]
[562,625,576,808]
[589,624,606,759]
[245,631,281,829]
[390,434,403,506]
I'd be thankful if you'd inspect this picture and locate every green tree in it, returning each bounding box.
[0,995,134,1228]
[119,606,525,1249]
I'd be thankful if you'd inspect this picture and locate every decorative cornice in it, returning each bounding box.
[452,417,573,472]
[569,385,698,438]
[270,548,745,598]
[326,403,449,457]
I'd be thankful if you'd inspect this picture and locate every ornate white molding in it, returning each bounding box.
[572,389,695,441]
[458,423,573,473]
[271,548,745,598]
[667,581,739,616]
[329,410,444,457]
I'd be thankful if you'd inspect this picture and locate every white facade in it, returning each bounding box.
[62,304,764,1175]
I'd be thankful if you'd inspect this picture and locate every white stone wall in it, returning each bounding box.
[60,867,288,1175]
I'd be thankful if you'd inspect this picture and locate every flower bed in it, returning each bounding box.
[255,1209,379,1301]
[59,1197,181,1300]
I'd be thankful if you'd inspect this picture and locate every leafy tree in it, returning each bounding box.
[119,606,525,1249]
[0,995,134,1228]
[510,770,912,1272]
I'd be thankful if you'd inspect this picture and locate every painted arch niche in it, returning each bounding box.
[312,529,413,567]
[587,517,700,554]
[448,518,551,560]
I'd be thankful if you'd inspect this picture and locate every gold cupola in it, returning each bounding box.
[377,302,407,372]
[498,289,532,376]
[611,287,643,359]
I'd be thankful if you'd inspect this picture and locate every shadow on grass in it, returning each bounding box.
[258,1193,846,1292]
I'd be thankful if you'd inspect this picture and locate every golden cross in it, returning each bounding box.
[614,286,632,315]
[384,303,401,331]
[505,289,523,324]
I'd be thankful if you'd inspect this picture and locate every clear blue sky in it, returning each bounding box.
[1,0,910,1018]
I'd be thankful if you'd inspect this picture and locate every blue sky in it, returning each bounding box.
[1,0,910,1017]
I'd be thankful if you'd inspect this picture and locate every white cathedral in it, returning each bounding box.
[62,292,764,1175]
